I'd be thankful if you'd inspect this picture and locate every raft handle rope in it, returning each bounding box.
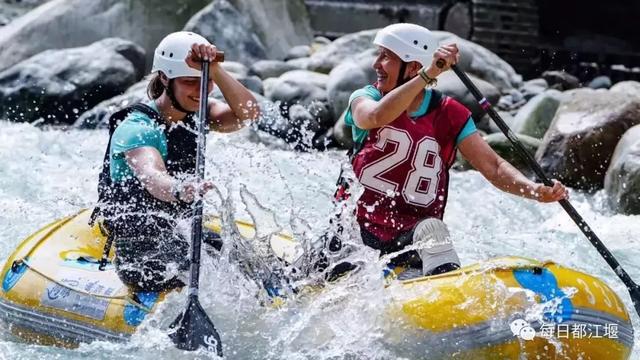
[445,60,640,317]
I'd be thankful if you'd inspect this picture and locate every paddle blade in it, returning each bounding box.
[630,284,640,318]
[169,297,223,356]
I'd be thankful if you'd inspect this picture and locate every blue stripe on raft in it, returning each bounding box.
[2,258,29,293]
[513,268,573,323]
[124,292,159,326]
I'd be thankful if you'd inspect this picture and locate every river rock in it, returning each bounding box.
[265,70,329,110]
[433,31,522,92]
[520,78,549,100]
[0,38,145,124]
[286,57,311,70]
[326,48,377,120]
[511,90,563,139]
[0,0,210,72]
[332,109,353,150]
[536,88,640,190]
[588,76,612,90]
[285,45,311,60]
[610,81,640,97]
[73,78,149,129]
[307,29,378,74]
[221,61,249,77]
[183,0,267,65]
[250,60,300,79]
[437,70,501,122]
[227,0,312,60]
[542,70,580,91]
[605,125,640,214]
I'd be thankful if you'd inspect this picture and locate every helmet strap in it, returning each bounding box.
[395,61,409,88]
[165,79,192,115]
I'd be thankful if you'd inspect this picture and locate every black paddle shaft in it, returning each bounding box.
[447,64,640,315]
[170,60,224,355]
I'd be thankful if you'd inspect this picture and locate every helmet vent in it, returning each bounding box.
[413,40,418,45]
[423,45,428,50]
[161,51,165,55]
[169,52,174,58]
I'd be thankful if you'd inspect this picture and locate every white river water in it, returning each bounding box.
[0,121,638,359]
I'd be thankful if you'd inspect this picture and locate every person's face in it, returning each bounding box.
[373,46,402,94]
[372,46,421,94]
[164,75,215,112]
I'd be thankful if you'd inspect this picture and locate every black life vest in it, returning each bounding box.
[90,103,198,237]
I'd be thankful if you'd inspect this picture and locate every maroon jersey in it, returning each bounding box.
[351,95,471,242]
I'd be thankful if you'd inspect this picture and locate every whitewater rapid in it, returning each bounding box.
[0,121,638,359]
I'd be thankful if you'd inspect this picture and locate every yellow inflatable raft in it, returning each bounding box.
[0,209,634,358]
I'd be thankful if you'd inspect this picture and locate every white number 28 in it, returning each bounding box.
[358,127,442,207]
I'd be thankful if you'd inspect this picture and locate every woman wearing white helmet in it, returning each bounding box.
[92,31,259,292]
[329,23,567,276]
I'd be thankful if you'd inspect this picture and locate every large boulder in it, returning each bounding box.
[484,133,541,176]
[535,88,640,190]
[605,125,640,214]
[437,70,501,122]
[307,29,378,74]
[264,70,329,108]
[227,0,312,60]
[511,90,563,139]
[326,48,377,120]
[0,0,209,72]
[183,0,267,64]
[610,81,640,97]
[433,31,522,92]
[0,38,145,124]
[542,70,580,91]
[73,78,149,129]
[250,60,300,79]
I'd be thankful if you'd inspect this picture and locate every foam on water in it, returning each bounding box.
[0,121,638,359]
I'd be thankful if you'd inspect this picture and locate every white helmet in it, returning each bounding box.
[373,23,438,67]
[151,31,210,79]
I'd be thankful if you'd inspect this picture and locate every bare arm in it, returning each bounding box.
[125,147,177,202]
[207,65,260,132]
[458,133,568,202]
[352,75,429,130]
[186,44,260,133]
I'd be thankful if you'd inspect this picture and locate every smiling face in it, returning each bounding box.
[161,74,215,112]
[372,46,421,94]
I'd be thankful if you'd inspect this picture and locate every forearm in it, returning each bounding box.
[366,75,427,128]
[137,169,178,203]
[210,65,260,124]
[488,159,539,200]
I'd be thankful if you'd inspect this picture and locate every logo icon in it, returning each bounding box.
[510,318,536,341]
[203,335,218,353]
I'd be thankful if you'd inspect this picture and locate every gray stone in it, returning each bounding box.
[227,0,312,60]
[307,29,378,74]
[610,81,640,97]
[285,45,311,60]
[588,76,612,90]
[286,57,311,70]
[511,90,563,139]
[605,124,640,214]
[433,31,523,92]
[221,61,249,77]
[326,48,376,120]
[436,70,501,122]
[536,88,640,190]
[520,78,549,100]
[264,71,328,115]
[183,0,267,65]
[542,70,580,91]
[250,60,299,79]
[486,111,517,134]
[74,78,149,129]
[0,38,145,124]
[235,74,264,95]
[0,0,210,73]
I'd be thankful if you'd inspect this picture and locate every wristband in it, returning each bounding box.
[419,68,438,87]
